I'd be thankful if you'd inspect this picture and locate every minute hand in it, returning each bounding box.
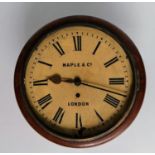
[80,82,127,97]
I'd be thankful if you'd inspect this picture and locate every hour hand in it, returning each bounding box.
[48,74,74,84]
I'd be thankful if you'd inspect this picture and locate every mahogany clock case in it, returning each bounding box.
[14,16,146,148]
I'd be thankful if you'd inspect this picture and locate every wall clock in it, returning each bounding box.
[14,16,146,147]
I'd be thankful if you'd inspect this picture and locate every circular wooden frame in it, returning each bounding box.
[14,15,146,148]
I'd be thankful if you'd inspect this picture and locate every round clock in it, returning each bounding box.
[14,16,146,147]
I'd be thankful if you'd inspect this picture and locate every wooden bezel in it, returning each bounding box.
[14,15,146,148]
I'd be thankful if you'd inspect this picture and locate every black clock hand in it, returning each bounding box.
[64,76,127,97]
[48,74,74,84]
[48,74,127,97]
[49,75,81,86]
[80,82,127,97]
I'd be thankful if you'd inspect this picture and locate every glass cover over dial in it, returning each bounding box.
[24,26,133,139]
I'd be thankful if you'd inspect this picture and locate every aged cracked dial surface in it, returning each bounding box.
[24,26,133,139]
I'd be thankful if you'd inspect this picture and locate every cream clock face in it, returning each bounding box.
[24,26,133,139]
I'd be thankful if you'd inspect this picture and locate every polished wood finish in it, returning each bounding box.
[14,15,146,148]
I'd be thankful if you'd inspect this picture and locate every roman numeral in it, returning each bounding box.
[73,36,82,51]
[37,94,52,109]
[94,110,104,122]
[104,56,118,68]
[92,41,101,55]
[33,79,48,86]
[38,60,52,67]
[52,41,65,55]
[109,78,124,85]
[75,113,82,128]
[53,107,65,124]
[104,94,120,108]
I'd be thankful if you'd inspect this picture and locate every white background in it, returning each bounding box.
[0,3,154,153]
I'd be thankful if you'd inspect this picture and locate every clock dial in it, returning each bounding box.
[24,26,133,138]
